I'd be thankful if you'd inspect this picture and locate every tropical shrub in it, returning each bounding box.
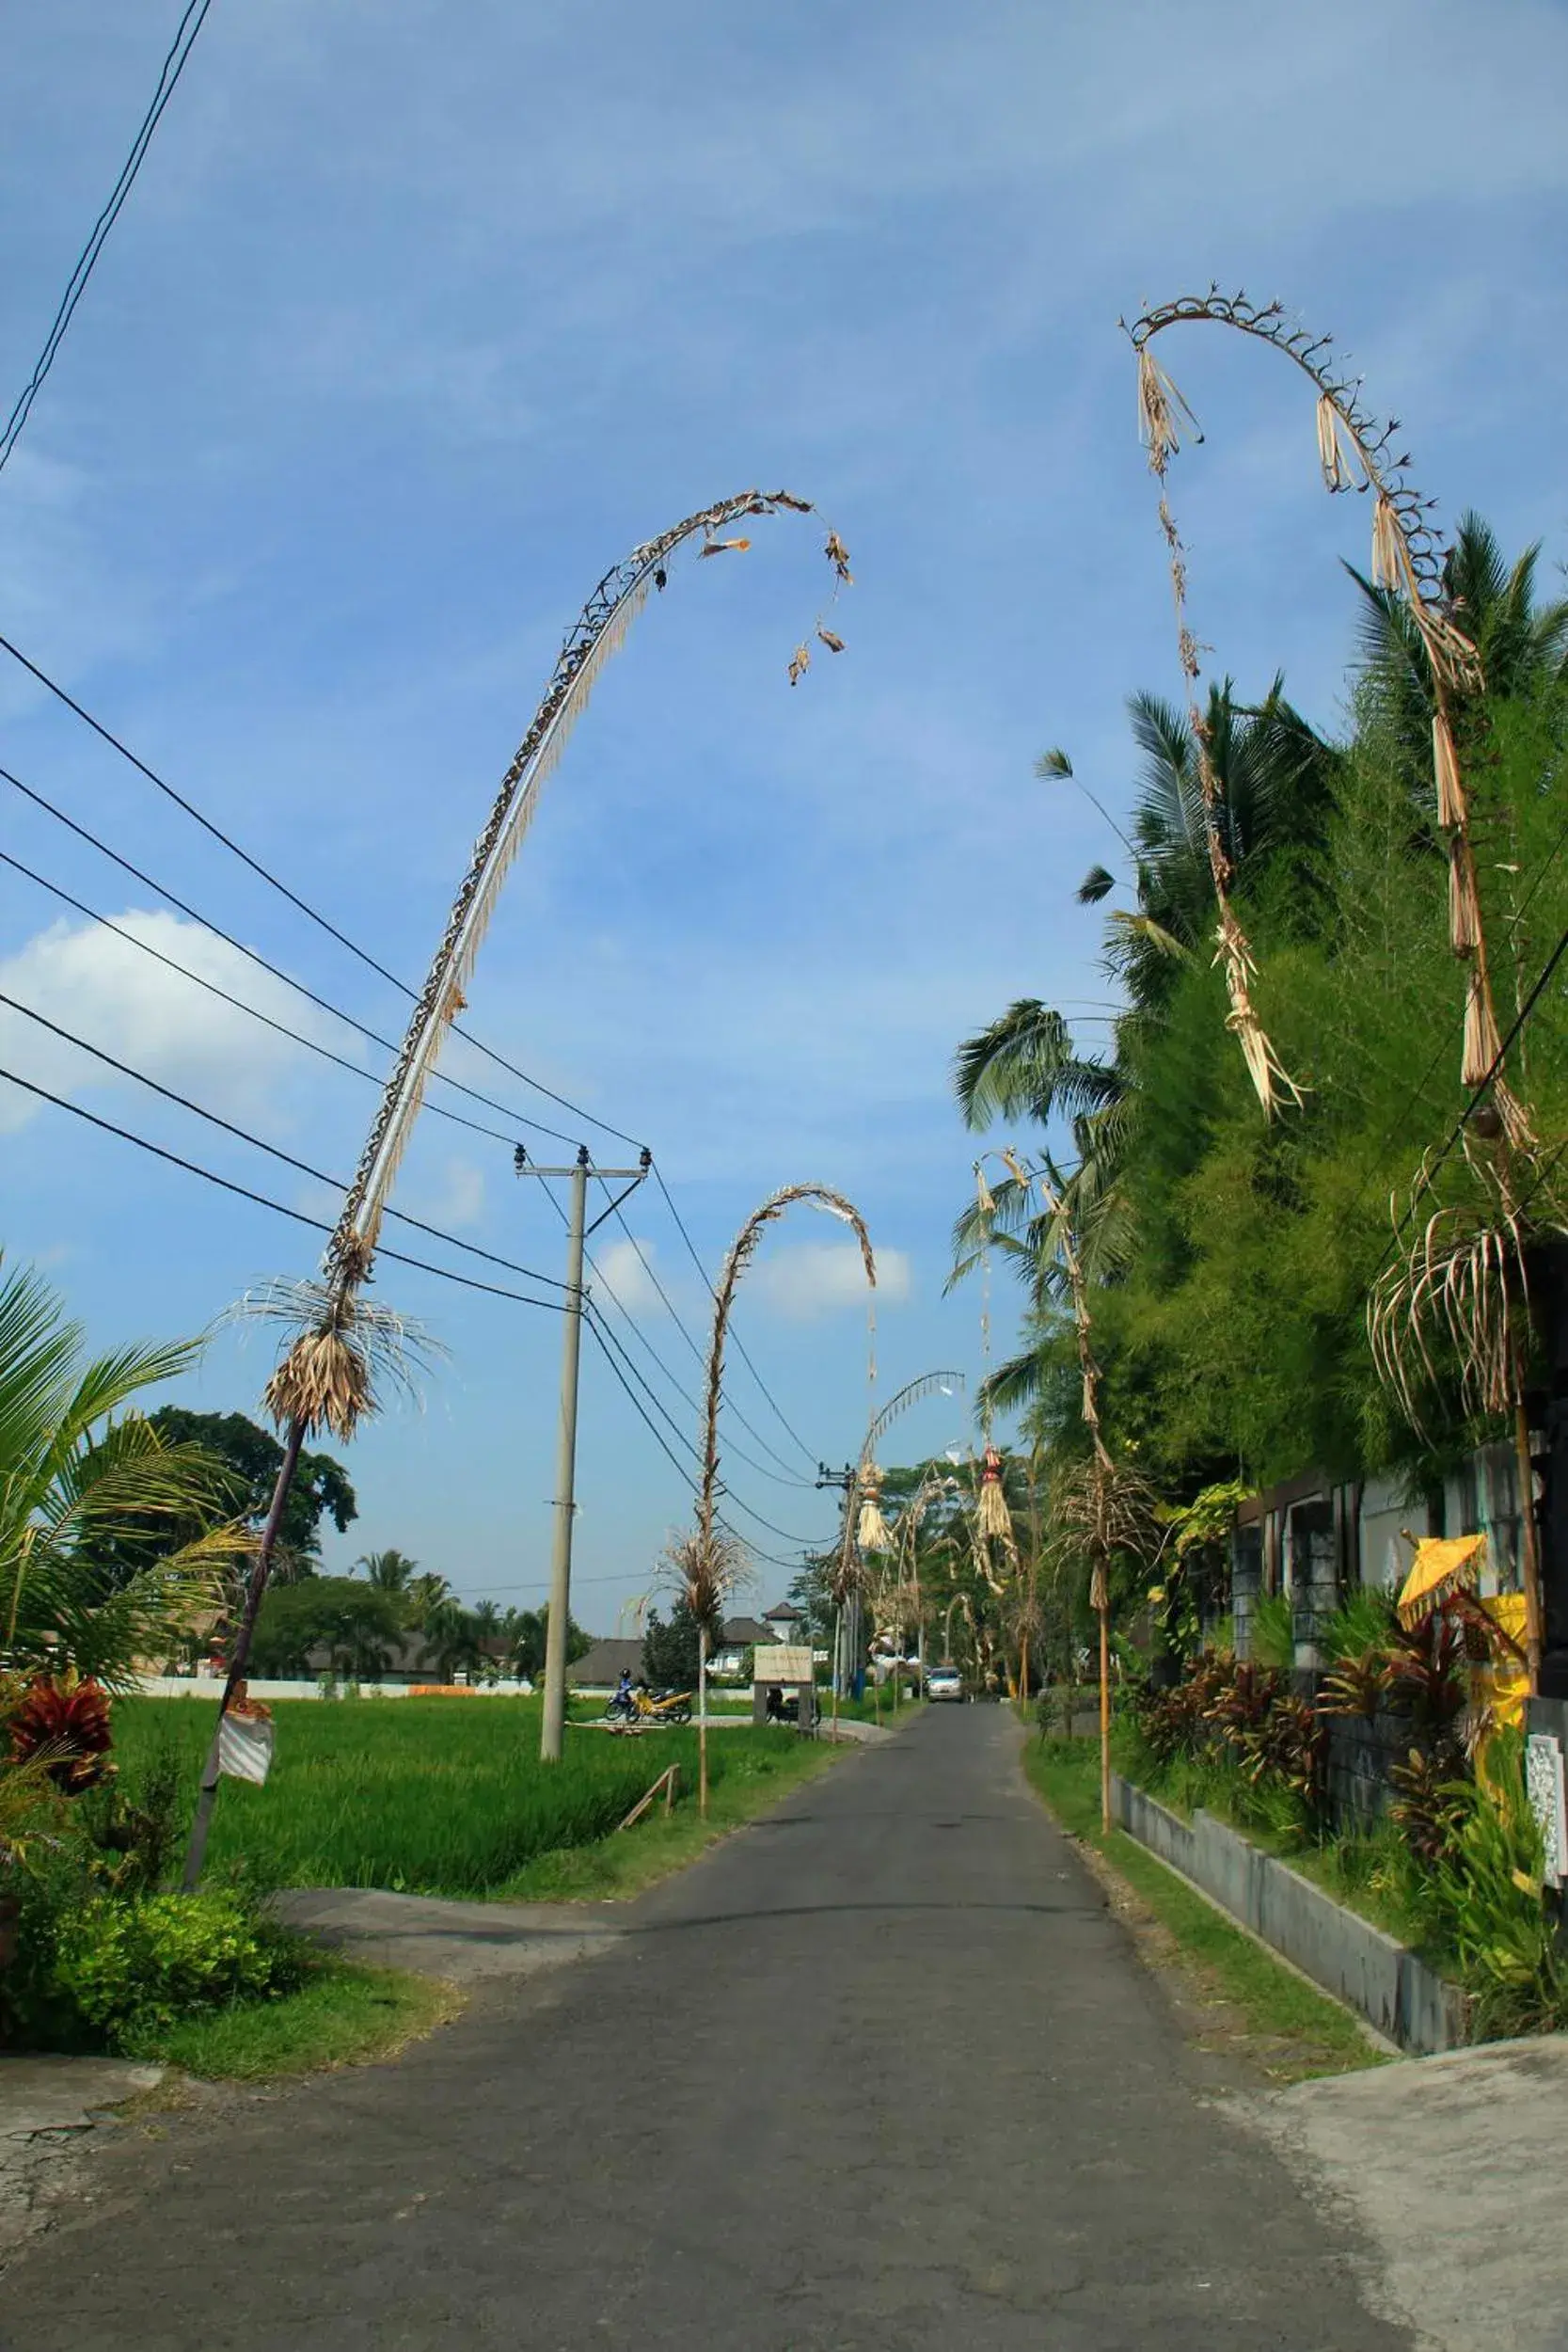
[0,1258,246,1688]
[24,1889,310,2052]
[8,1673,115,1793]
[1431,1732,1568,2038]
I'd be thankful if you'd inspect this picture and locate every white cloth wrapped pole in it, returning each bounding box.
[218,1712,276,1786]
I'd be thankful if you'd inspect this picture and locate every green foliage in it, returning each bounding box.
[1248,1592,1295,1671]
[958,517,1568,1500]
[249,1578,405,1679]
[32,1890,310,2053]
[110,1697,791,1897]
[147,1408,356,1570]
[138,1961,450,2079]
[1319,1586,1398,1661]
[0,1259,240,1686]
[1131,1649,1323,1836]
[641,1599,703,1689]
[1431,1734,1568,2039]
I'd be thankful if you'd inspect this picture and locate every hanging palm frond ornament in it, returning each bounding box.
[857,1466,892,1554]
[182,492,853,1886]
[689,1184,875,1802]
[1127,289,1525,1142]
[977,1446,1011,1543]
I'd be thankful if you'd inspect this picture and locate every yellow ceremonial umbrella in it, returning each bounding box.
[1397,1533,1486,1630]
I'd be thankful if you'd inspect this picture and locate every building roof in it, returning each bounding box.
[716,1616,773,1649]
[567,1637,644,1687]
[763,1601,803,1622]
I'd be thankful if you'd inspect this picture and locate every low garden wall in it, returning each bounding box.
[132,1676,531,1701]
[1111,1772,1469,2054]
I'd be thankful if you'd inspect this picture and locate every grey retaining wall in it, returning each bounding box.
[1110,1773,1469,2055]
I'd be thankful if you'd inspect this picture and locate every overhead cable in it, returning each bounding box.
[0,632,648,1148]
[1,1,215,474]
[0,1061,562,1310]
[0,989,564,1291]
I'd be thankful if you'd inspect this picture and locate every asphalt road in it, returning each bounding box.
[3,1708,1411,2350]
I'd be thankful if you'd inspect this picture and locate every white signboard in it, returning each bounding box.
[752,1646,814,1685]
[1526,1733,1568,1890]
[218,1712,276,1786]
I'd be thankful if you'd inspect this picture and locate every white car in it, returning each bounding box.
[925,1666,964,1702]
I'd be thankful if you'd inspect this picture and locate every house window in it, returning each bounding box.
[1480,1442,1521,1596]
[1287,1499,1336,1652]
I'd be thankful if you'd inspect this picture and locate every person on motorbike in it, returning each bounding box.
[610,1668,637,1723]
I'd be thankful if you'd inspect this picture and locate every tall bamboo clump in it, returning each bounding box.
[182,491,852,1887]
[1129,290,1555,1685]
[689,1184,875,1804]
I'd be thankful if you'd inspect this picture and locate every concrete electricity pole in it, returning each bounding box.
[517,1142,650,1761]
[816,1461,860,1696]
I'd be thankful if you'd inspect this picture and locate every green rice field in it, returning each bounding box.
[116,1696,810,1897]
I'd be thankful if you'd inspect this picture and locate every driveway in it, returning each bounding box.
[2,1707,1411,2348]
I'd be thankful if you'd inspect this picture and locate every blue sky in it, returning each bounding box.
[2,0,1566,1629]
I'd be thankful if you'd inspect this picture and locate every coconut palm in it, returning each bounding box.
[0,1259,243,1690]
[354,1547,420,1597]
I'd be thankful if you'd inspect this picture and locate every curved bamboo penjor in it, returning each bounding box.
[687,1184,876,1808]
[1127,289,1525,1141]
[182,492,851,1886]
[857,1369,964,1553]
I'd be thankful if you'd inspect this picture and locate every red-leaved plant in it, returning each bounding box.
[8,1673,115,1795]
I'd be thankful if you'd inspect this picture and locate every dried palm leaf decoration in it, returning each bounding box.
[1128,332,1303,1119]
[184,492,852,1884]
[692,1183,875,1800]
[1127,289,1526,1144]
[262,489,851,1441]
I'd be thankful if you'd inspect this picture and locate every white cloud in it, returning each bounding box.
[593,1233,665,1317]
[749,1241,911,1323]
[0,909,335,1136]
[406,1156,486,1231]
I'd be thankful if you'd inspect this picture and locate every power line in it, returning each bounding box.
[580,1316,804,1575]
[0,631,649,1149]
[0,1060,562,1310]
[0,761,586,1147]
[529,1170,821,1500]
[0,989,566,1292]
[0,847,531,1157]
[649,1164,820,1469]
[584,1306,826,1550]
[594,1187,816,1487]
[1,1,215,474]
[584,1240,816,1490]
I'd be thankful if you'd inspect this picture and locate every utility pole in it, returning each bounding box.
[517,1142,650,1761]
[816,1461,860,1696]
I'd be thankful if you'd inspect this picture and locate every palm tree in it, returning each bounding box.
[354,1547,419,1597]
[0,1259,245,1689]
[405,1570,454,1627]
[1351,513,1568,754]
[950,681,1338,1422]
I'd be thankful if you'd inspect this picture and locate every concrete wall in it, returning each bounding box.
[1110,1773,1469,2055]
[132,1677,531,1702]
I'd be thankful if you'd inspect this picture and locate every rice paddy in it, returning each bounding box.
[115,1695,814,1898]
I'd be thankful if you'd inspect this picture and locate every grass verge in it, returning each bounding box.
[1022,1735,1385,2083]
[496,1733,844,1900]
[129,1963,460,2082]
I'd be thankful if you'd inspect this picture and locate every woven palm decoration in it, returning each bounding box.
[1128,289,1527,1146]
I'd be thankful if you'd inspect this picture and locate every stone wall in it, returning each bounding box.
[1110,1772,1469,2054]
